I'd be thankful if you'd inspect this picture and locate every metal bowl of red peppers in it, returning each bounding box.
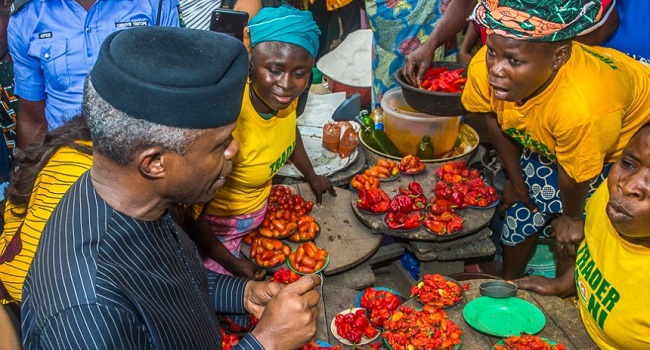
[394,62,467,116]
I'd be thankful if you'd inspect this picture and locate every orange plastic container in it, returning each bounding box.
[381,88,461,158]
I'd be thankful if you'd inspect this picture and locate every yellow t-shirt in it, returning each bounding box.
[205,83,297,217]
[309,0,354,12]
[0,141,93,304]
[576,182,650,349]
[462,42,650,182]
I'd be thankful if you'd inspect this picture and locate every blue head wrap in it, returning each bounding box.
[248,5,320,58]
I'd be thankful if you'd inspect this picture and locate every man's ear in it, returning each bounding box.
[136,146,166,179]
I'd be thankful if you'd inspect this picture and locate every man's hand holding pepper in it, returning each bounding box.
[251,275,321,350]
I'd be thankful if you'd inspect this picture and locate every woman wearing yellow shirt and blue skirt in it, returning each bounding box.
[461,0,650,280]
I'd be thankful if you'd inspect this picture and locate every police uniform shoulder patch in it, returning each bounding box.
[11,0,33,15]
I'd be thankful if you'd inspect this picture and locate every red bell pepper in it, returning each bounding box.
[403,212,422,229]
[388,194,413,214]
[447,215,464,233]
[423,219,447,234]
[430,199,452,215]
[408,181,424,195]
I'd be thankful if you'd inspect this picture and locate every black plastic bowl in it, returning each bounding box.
[394,62,467,117]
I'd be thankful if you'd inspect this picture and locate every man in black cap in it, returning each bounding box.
[20,27,321,350]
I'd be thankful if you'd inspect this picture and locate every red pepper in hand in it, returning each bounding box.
[422,66,447,80]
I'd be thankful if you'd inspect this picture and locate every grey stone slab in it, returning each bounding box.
[325,262,375,290]
[367,242,405,265]
[419,260,465,277]
[409,228,496,261]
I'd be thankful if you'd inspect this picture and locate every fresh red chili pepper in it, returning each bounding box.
[494,334,567,350]
[335,309,376,345]
[411,195,428,211]
[423,219,447,234]
[447,215,464,233]
[430,199,452,215]
[221,328,240,350]
[407,181,424,195]
[402,212,422,229]
[357,188,390,213]
[383,305,463,350]
[434,181,453,200]
[411,274,463,308]
[388,194,413,214]
[385,212,405,229]
[422,66,447,80]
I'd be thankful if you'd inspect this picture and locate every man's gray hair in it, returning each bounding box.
[83,77,206,166]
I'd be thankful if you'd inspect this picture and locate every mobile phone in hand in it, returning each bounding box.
[209,9,249,42]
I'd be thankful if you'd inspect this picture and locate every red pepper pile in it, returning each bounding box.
[301,343,381,350]
[334,309,379,345]
[398,155,426,174]
[435,160,499,207]
[494,335,567,350]
[359,287,402,328]
[222,314,259,333]
[419,67,466,93]
[299,342,343,350]
[384,181,427,230]
[269,267,300,285]
[410,273,463,308]
[258,185,315,238]
[357,187,391,213]
[382,305,463,350]
[422,198,464,235]
[221,328,240,350]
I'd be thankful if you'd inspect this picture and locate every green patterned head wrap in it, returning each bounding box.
[470,0,616,42]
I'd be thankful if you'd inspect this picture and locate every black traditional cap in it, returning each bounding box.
[90,27,248,129]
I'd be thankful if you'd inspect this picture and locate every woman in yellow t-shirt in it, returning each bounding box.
[0,117,92,311]
[190,5,335,281]
[461,0,650,280]
[516,123,650,349]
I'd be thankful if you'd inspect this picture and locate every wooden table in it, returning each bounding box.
[443,279,597,349]
[322,278,597,349]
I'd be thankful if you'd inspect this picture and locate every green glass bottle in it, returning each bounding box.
[358,110,374,138]
[355,112,402,157]
[416,135,435,160]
